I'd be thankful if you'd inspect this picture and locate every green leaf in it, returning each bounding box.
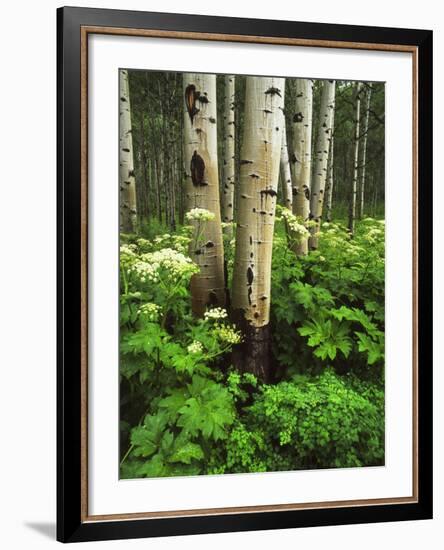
[168,442,204,464]
[130,412,168,458]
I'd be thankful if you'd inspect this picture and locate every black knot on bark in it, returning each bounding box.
[265,87,282,97]
[260,188,277,198]
[247,266,254,285]
[185,84,200,124]
[190,151,207,186]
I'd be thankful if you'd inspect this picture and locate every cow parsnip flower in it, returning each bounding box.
[137,302,161,321]
[185,208,216,222]
[129,247,198,283]
[214,324,242,345]
[204,307,228,321]
[281,208,310,238]
[187,340,204,354]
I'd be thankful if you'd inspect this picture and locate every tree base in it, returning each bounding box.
[232,316,272,383]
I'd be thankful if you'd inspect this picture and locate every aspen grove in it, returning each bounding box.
[119,71,386,478]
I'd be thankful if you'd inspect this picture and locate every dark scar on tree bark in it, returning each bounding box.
[208,290,218,306]
[197,95,209,104]
[190,151,207,186]
[290,153,297,164]
[260,189,277,198]
[185,84,200,124]
[205,241,215,248]
[304,188,310,200]
[240,159,253,165]
[265,87,282,97]
[293,112,304,123]
[209,117,216,123]
[247,267,254,286]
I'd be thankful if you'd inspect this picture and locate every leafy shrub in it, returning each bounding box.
[271,218,385,382]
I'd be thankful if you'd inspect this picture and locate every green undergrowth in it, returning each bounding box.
[119,215,385,478]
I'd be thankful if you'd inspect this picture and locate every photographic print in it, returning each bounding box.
[119,70,386,480]
[58,8,432,541]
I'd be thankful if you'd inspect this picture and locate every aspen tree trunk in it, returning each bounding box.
[139,117,150,220]
[325,136,334,222]
[348,82,362,235]
[309,80,336,249]
[359,84,372,219]
[119,69,137,233]
[231,77,285,382]
[183,73,225,316]
[291,79,313,255]
[221,75,236,233]
[279,115,293,211]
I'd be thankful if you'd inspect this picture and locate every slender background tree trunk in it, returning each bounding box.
[221,75,236,233]
[348,82,362,235]
[358,83,372,219]
[280,115,293,211]
[309,80,336,249]
[291,79,313,255]
[325,136,334,222]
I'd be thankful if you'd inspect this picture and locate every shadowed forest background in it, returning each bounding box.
[119,71,385,479]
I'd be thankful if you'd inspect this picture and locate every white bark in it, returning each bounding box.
[119,69,137,233]
[183,73,225,316]
[232,76,284,327]
[279,115,293,210]
[221,75,236,232]
[309,80,336,249]
[359,84,372,219]
[292,79,313,255]
[325,136,334,222]
[231,76,284,380]
[349,82,362,235]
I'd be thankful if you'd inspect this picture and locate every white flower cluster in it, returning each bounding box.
[129,259,159,283]
[185,208,215,222]
[129,248,198,283]
[363,227,384,244]
[137,302,161,321]
[135,238,152,252]
[204,307,228,321]
[152,233,190,253]
[214,324,242,345]
[120,244,138,268]
[120,244,137,257]
[187,340,203,354]
[281,209,310,238]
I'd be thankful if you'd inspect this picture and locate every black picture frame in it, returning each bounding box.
[57,5,433,543]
